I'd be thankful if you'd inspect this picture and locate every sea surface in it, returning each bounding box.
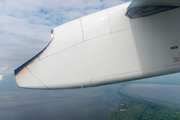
[0,82,124,120]
[3,76,180,120]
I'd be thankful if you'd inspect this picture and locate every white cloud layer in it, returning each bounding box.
[0,75,3,81]
[0,66,14,76]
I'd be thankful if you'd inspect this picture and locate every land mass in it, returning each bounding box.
[109,91,180,120]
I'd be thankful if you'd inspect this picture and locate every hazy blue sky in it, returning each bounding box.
[1,0,180,119]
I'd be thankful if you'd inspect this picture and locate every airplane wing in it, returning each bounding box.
[126,0,180,19]
[15,0,180,89]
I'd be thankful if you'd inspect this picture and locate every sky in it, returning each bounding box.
[1,0,180,119]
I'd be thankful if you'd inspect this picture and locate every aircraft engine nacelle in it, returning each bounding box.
[15,1,180,89]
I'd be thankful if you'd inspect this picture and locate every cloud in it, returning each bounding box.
[0,75,3,81]
[0,66,14,76]
[0,0,128,26]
